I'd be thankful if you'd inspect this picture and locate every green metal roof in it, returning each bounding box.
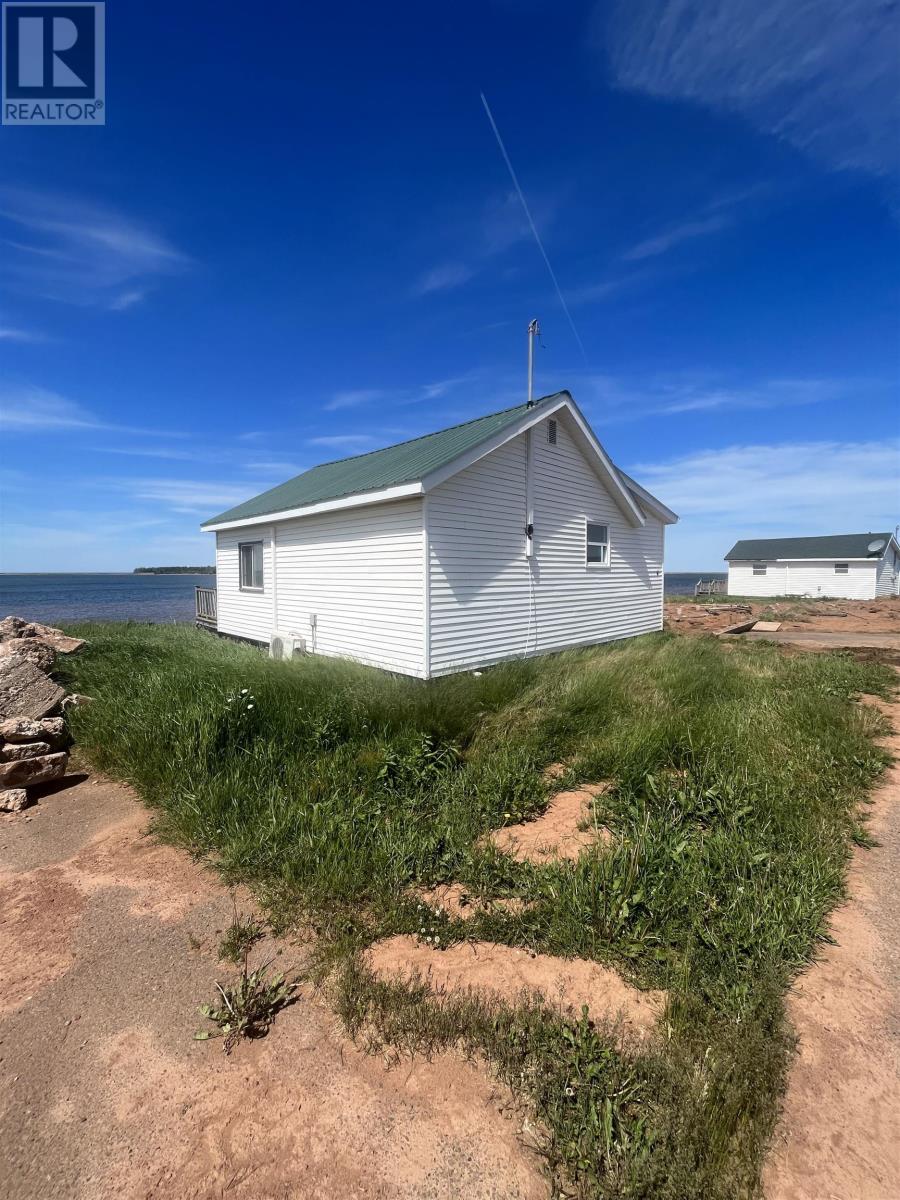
[725,533,893,561]
[203,392,566,526]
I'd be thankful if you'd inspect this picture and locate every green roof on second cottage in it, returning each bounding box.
[725,533,894,561]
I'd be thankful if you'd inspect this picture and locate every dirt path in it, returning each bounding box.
[0,776,547,1200]
[744,630,900,650]
[666,596,900,639]
[764,676,900,1199]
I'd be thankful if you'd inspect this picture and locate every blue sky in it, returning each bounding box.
[1,0,898,572]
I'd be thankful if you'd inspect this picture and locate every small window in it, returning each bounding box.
[239,541,264,591]
[834,562,849,575]
[586,522,609,565]
[752,563,767,576]
[548,418,557,445]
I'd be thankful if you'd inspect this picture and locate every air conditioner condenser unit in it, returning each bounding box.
[269,631,307,660]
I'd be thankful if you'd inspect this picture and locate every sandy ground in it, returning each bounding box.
[745,630,900,651]
[486,782,612,863]
[369,778,661,1043]
[665,595,900,639]
[365,937,663,1040]
[0,776,548,1200]
[764,674,900,1199]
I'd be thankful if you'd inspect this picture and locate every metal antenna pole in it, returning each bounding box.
[527,318,539,405]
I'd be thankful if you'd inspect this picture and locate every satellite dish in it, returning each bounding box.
[867,538,886,554]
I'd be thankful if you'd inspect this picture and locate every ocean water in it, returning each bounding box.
[0,571,725,626]
[0,574,214,625]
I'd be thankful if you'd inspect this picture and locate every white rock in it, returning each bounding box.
[0,787,29,813]
[0,740,51,761]
[0,751,68,789]
[0,716,66,744]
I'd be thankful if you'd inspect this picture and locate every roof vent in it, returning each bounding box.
[548,418,557,445]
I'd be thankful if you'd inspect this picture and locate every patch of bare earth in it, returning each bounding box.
[487,783,613,863]
[764,677,900,1200]
[413,882,531,919]
[365,937,663,1040]
[666,596,900,638]
[0,775,548,1200]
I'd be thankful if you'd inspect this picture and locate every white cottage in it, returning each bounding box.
[725,533,900,600]
[200,391,677,677]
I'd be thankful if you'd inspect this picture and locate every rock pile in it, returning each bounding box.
[0,616,86,813]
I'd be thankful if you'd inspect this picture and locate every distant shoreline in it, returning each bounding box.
[133,567,216,575]
[0,571,216,577]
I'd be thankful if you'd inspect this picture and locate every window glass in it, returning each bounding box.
[239,542,263,590]
[834,563,849,574]
[752,563,767,576]
[586,523,609,564]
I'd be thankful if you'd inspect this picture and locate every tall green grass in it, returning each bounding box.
[58,623,895,1197]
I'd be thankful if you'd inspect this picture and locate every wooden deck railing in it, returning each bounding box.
[195,586,217,628]
[694,578,727,597]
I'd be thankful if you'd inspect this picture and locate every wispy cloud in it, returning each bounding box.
[1,510,213,571]
[622,215,730,262]
[115,477,262,514]
[412,185,559,297]
[603,0,899,178]
[108,289,147,311]
[0,383,187,437]
[325,388,387,412]
[307,434,378,449]
[245,460,303,475]
[576,372,857,422]
[0,187,190,307]
[631,437,900,567]
[567,275,642,307]
[1,385,114,432]
[412,262,477,296]
[92,444,206,462]
[324,377,468,413]
[0,325,45,342]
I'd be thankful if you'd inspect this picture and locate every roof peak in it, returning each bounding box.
[307,390,566,472]
[202,390,570,527]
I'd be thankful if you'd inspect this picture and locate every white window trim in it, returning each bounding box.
[752,563,767,576]
[586,519,611,569]
[834,562,849,574]
[238,540,265,592]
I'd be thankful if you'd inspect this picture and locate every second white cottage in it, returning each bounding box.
[200,390,678,677]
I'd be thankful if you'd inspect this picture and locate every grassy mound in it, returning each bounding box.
[59,624,895,1198]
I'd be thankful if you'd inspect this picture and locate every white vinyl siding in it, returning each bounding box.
[728,559,878,600]
[216,529,275,642]
[270,497,426,676]
[727,562,785,595]
[876,545,900,596]
[427,413,665,675]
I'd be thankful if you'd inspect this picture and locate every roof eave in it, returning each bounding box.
[200,480,425,532]
[201,391,676,533]
[615,470,678,525]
